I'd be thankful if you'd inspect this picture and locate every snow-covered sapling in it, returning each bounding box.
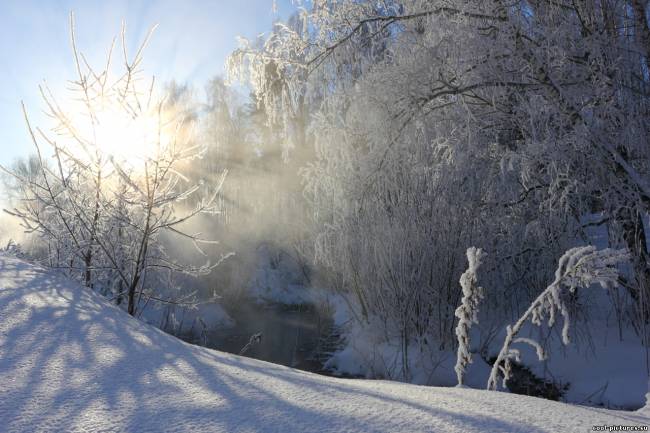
[487,246,629,391]
[454,247,486,387]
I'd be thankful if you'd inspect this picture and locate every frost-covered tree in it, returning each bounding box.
[228,0,650,375]
[455,247,486,387]
[2,14,227,316]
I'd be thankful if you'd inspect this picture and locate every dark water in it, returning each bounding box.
[185,302,334,372]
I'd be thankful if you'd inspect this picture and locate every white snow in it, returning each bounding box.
[0,255,648,433]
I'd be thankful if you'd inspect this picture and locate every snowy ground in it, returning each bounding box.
[0,255,648,433]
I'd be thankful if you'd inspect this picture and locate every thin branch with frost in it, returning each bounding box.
[487,246,629,391]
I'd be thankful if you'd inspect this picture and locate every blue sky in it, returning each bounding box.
[0,0,295,168]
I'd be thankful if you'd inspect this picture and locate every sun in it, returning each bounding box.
[39,16,189,172]
[56,96,175,168]
[92,106,163,162]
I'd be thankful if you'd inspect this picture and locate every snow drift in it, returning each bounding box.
[0,255,647,433]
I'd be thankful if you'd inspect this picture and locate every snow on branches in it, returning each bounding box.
[487,246,629,391]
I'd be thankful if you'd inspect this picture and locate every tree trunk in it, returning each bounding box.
[84,251,92,288]
[127,275,140,316]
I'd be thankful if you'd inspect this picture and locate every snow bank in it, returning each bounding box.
[0,255,647,432]
[324,315,491,388]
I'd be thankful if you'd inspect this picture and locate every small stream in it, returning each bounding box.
[182,301,336,373]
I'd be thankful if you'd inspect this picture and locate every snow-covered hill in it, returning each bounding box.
[0,255,647,433]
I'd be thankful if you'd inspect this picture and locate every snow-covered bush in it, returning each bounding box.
[455,247,486,387]
[487,246,629,391]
